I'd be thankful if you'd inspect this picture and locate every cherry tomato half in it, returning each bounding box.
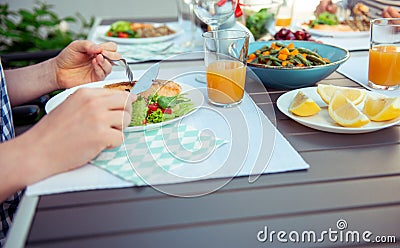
[117,32,129,38]
[163,108,172,114]
[148,103,159,112]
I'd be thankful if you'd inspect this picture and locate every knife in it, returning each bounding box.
[130,63,160,94]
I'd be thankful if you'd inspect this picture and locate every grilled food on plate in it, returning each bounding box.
[104,79,193,126]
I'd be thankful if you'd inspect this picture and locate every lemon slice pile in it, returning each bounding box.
[288,84,400,128]
[328,91,370,127]
[317,84,366,105]
[363,95,400,121]
[289,91,321,116]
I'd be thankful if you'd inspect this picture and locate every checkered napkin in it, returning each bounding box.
[117,43,193,61]
[91,124,227,186]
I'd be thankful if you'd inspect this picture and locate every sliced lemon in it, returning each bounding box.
[317,84,366,105]
[363,95,400,121]
[289,91,321,117]
[328,91,370,127]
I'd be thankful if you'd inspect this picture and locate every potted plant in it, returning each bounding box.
[0,1,94,68]
[0,1,94,128]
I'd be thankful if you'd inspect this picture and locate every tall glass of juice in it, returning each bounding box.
[275,0,295,29]
[203,30,249,107]
[368,18,400,90]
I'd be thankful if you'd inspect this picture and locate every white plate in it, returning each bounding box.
[99,23,183,44]
[45,79,204,132]
[277,87,400,134]
[296,23,369,38]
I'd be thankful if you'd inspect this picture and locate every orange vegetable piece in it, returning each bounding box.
[248,53,256,60]
[287,43,295,49]
[262,51,270,56]
[290,49,299,56]
[301,53,307,59]
[271,42,279,50]
[279,48,290,55]
[278,54,288,61]
[282,61,288,67]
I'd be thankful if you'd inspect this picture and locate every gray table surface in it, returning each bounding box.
[5,69,400,248]
[5,17,400,248]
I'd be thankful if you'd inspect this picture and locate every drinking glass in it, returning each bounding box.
[275,0,295,29]
[240,0,281,40]
[368,18,400,90]
[203,30,249,107]
[176,0,197,47]
[193,0,238,31]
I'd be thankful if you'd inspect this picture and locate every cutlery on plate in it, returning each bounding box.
[130,63,160,95]
[102,54,134,83]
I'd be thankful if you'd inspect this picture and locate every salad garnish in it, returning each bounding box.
[130,93,194,126]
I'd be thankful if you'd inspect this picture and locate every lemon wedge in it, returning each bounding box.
[289,91,321,116]
[363,95,400,121]
[328,91,370,127]
[317,84,366,105]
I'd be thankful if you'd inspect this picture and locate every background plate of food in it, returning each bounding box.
[99,21,183,44]
[298,23,369,38]
[45,79,204,132]
[298,10,370,38]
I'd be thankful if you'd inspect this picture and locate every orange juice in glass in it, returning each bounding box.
[368,18,400,90]
[369,46,400,88]
[206,60,246,105]
[275,0,294,29]
[275,17,292,27]
[203,30,249,107]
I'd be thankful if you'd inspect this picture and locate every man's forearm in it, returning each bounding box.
[4,58,58,106]
[0,137,31,202]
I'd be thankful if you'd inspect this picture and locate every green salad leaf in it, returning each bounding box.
[146,109,164,124]
[110,21,131,32]
[310,11,339,27]
[157,94,191,110]
[130,96,147,126]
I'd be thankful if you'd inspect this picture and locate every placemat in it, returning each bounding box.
[26,71,309,196]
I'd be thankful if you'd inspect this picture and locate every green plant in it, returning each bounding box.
[0,1,94,54]
[245,8,275,40]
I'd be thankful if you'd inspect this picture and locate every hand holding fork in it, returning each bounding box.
[102,54,134,83]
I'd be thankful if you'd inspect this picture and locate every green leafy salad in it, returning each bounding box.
[245,8,275,40]
[130,93,195,126]
[309,12,339,27]
[105,21,138,38]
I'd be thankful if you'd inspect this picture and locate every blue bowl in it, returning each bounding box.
[247,41,350,89]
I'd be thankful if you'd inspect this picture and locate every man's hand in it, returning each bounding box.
[19,88,136,185]
[382,6,400,18]
[315,0,338,16]
[54,40,121,89]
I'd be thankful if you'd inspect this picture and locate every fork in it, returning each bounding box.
[102,54,134,83]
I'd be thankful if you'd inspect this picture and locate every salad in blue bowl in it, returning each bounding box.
[247,40,350,89]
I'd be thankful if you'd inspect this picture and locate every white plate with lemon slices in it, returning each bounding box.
[277,86,400,134]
